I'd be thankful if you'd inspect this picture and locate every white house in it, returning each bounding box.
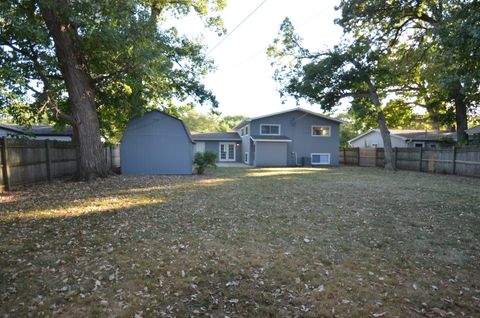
[348,129,456,149]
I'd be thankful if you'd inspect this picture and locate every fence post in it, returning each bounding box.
[375,147,378,167]
[357,147,360,166]
[1,137,11,191]
[394,147,398,169]
[452,146,457,175]
[45,139,52,181]
[419,147,423,172]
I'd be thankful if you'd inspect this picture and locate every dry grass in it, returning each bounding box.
[1,166,479,317]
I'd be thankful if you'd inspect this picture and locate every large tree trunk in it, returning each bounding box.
[367,79,395,171]
[40,0,108,180]
[452,84,468,143]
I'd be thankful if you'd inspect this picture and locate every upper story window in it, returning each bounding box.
[260,124,280,135]
[311,125,331,137]
[245,125,249,135]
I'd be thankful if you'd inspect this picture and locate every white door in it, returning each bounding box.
[219,142,235,161]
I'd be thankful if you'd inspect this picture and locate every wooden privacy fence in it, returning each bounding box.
[340,146,480,177]
[0,137,120,191]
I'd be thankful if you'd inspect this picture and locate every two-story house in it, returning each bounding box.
[192,107,344,166]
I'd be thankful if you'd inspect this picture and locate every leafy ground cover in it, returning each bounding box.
[1,166,479,317]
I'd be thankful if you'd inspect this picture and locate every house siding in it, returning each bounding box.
[249,110,341,166]
[349,131,407,148]
[121,111,193,175]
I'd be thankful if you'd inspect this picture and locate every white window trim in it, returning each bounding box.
[244,152,249,164]
[311,153,330,165]
[245,125,250,136]
[219,142,236,162]
[311,125,331,137]
[413,142,425,148]
[371,143,378,148]
[260,124,281,136]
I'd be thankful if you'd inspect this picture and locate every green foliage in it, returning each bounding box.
[336,0,480,137]
[176,105,247,133]
[193,151,216,174]
[0,0,226,142]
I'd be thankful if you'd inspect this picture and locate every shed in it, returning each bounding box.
[120,111,194,175]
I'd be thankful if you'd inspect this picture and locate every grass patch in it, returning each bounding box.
[1,166,479,317]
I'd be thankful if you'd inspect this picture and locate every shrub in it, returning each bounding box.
[194,151,217,174]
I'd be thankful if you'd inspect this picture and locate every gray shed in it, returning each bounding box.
[120,111,194,175]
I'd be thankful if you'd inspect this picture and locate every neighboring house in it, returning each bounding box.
[121,111,195,175]
[466,125,480,141]
[348,129,457,149]
[0,123,72,141]
[193,107,344,167]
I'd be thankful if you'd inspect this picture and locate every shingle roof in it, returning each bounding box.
[389,129,456,141]
[348,128,457,144]
[0,123,73,136]
[192,132,241,141]
[234,107,346,129]
[466,125,480,135]
[250,134,292,142]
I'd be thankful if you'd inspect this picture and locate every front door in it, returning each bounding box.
[219,142,235,161]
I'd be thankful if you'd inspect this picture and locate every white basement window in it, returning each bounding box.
[311,153,330,165]
[260,124,280,135]
[311,125,331,137]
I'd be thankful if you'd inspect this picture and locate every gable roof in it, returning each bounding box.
[234,107,346,129]
[0,123,72,136]
[192,132,241,141]
[125,110,195,144]
[348,128,457,144]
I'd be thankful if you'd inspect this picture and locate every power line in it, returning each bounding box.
[207,0,268,56]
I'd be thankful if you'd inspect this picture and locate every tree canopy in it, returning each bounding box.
[0,0,226,179]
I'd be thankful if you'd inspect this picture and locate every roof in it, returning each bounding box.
[234,107,346,129]
[0,123,73,136]
[192,132,241,141]
[466,125,480,135]
[250,134,292,142]
[348,128,457,144]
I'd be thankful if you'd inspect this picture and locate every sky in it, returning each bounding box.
[173,0,343,117]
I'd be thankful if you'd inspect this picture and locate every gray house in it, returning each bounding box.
[193,108,344,166]
[121,111,195,175]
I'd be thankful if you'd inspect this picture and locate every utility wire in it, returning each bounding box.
[207,0,268,56]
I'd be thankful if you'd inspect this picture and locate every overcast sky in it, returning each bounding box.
[173,0,343,117]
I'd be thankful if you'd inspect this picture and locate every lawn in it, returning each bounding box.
[1,166,479,317]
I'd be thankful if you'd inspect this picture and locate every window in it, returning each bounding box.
[429,144,437,149]
[311,153,330,165]
[245,125,249,135]
[244,152,249,163]
[371,143,378,148]
[219,142,235,161]
[311,125,331,137]
[414,142,424,148]
[260,124,280,135]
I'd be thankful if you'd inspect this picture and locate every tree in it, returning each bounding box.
[268,18,411,170]
[176,105,247,132]
[0,0,225,180]
[336,0,480,142]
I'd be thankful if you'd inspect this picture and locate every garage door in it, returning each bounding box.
[255,142,287,166]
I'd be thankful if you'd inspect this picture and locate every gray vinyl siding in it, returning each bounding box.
[255,142,287,166]
[249,110,341,166]
[121,111,193,175]
[203,141,242,162]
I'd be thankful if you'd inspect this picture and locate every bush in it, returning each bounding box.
[194,151,217,174]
